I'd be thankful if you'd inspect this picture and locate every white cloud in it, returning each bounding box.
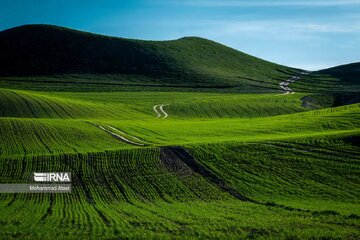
[238,21,360,34]
[166,0,360,7]
[168,19,360,38]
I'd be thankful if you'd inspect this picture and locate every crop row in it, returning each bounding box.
[0,89,145,120]
[0,148,229,203]
[0,118,129,157]
[0,140,359,239]
[187,134,360,203]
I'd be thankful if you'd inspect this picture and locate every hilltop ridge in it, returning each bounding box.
[0,24,358,93]
[0,24,295,91]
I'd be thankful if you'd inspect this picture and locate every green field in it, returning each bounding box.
[0,85,359,239]
[0,25,360,239]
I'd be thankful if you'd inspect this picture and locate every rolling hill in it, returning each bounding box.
[291,62,360,94]
[293,63,360,108]
[318,62,360,84]
[0,24,359,239]
[1,25,359,94]
[0,24,296,91]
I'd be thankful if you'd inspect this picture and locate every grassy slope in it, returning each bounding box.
[2,105,359,156]
[0,24,295,92]
[0,137,359,239]
[0,89,146,119]
[292,62,360,94]
[1,25,358,95]
[2,88,359,156]
[318,62,360,85]
[0,25,358,95]
[0,24,359,237]
[189,137,360,204]
[0,86,359,239]
[2,198,359,239]
[55,91,308,119]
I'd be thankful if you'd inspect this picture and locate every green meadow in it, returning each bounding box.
[0,25,359,239]
[0,86,359,239]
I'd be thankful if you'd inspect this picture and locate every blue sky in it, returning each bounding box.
[1,0,360,70]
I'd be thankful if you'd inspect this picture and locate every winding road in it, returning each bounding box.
[279,76,298,95]
[153,104,169,118]
[279,71,309,95]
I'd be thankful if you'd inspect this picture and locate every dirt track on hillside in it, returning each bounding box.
[88,122,146,146]
[279,72,309,95]
[153,104,169,118]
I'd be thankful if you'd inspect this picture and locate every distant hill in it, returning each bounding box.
[296,63,360,108]
[317,62,360,84]
[0,24,295,91]
[1,24,359,93]
[290,61,360,95]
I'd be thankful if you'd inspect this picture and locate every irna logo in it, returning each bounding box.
[34,172,71,182]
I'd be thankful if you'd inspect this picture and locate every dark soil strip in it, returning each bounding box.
[160,146,255,202]
[159,146,359,221]
[76,168,94,204]
[41,194,54,221]
[6,194,17,206]
[94,206,111,226]
[5,157,29,206]
[160,147,193,178]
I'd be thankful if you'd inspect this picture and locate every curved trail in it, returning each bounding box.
[107,125,150,145]
[153,105,162,118]
[279,71,309,95]
[88,122,146,146]
[153,104,169,118]
[279,76,299,95]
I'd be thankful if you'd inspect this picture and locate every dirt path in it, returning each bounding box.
[279,76,299,95]
[107,125,150,144]
[153,104,162,118]
[89,122,145,146]
[153,104,169,118]
[279,72,309,95]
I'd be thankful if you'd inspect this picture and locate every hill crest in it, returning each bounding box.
[0,24,295,91]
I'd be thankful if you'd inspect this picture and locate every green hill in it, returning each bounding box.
[292,63,360,108]
[292,62,360,94]
[0,92,359,238]
[318,62,360,84]
[2,25,359,94]
[0,24,359,239]
[0,24,295,92]
[1,25,359,94]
